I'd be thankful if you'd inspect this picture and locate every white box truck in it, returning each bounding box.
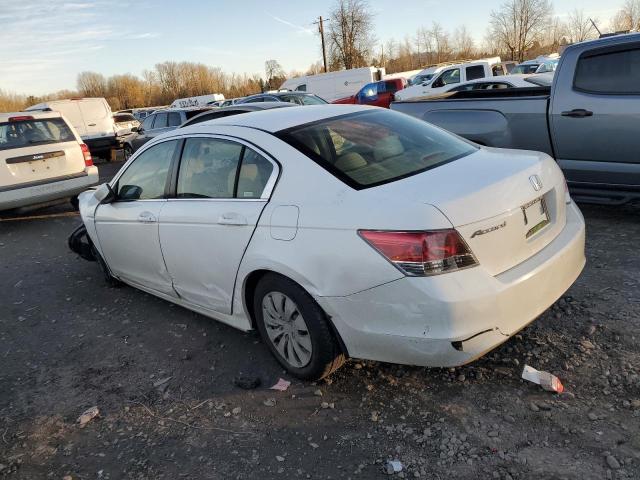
[26,98,117,157]
[280,67,386,103]
[170,94,225,108]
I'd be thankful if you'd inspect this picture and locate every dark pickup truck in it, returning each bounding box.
[392,33,640,204]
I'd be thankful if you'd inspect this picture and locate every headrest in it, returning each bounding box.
[335,152,366,172]
[241,164,258,180]
[373,136,404,162]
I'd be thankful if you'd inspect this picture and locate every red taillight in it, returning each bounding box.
[8,115,34,122]
[359,229,478,276]
[80,143,93,167]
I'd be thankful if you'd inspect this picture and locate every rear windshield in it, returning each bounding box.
[0,118,75,151]
[277,109,476,189]
[114,113,136,122]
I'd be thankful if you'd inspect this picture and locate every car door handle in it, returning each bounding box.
[561,109,593,118]
[88,123,97,126]
[218,213,247,226]
[137,211,157,223]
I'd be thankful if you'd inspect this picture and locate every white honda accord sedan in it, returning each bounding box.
[72,105,586,380]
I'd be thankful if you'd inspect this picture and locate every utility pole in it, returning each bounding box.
[314,16,328,73]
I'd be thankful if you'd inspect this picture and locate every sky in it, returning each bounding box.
[0,0,622,95]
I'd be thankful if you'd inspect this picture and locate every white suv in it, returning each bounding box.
[0,111,99,212]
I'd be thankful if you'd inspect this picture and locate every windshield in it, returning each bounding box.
[283,94,327,105]
[411,74,434,85]
[277,109,476,189]
[511,64,540,75]
[0,117,75,151]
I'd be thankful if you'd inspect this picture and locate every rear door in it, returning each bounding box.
[94,139,179,295]
[158,136,277,314]
[0,116,86,188]
[550,42,640,186]
[79,99,114,140]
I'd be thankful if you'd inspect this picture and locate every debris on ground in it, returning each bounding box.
[521,365,564,393]
[233,375,261,390]
[385,460,403,475]
[77,406,99,427]
[270,378,291,391]
[263,398,277,407]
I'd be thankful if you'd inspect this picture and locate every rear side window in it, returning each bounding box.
[574,47,640,94]
[116,140,178,200]
[466,65,485,81]
[278,110,476,189]
[177,138,243,198]
[176,138,274,199]
[295,84,307,91]
[0,118,75,151]
[153,113,168,129]
[167,112,182,127]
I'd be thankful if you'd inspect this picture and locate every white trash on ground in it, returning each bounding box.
[521,365,564,393]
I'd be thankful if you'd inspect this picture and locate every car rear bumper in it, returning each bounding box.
[0,166,99,211]
[315,201,586,367]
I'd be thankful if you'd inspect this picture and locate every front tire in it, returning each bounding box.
[91,245,121,288]
[254,274,345,380]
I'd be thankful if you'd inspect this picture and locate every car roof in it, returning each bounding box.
[180,102,295,127]
[245,92,319,99]
[179,104,371,134]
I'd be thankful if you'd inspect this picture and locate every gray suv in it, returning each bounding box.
[123,108,211,159]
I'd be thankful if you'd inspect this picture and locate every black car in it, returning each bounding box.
[123,107,212,159]
[238,92,328,105]
[181,102,295,128]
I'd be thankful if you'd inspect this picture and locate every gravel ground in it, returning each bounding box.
[0,161,639,479]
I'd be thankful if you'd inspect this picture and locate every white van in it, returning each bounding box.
[170,94,225,108]
[26,98,117,157]
[280,67,385,103]
[0,111,99,211]
[395,58,503,101]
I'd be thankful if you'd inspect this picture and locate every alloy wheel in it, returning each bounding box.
[262,291,312,368]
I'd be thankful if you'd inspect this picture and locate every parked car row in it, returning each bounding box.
[391,33,640,204]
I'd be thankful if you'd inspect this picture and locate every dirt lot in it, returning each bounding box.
[1,161,639,479]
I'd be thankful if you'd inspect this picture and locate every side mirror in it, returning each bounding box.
[131,126,139,133]
[119,184,142,200]
[94,183,115,204]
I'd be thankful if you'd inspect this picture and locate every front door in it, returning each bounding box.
[95,139,179,296]
[550,42,640,186]
[159,136,276,314]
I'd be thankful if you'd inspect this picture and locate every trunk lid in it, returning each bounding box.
[375,147,567,276]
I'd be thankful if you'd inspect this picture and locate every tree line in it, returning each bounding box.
[1,0,638,112]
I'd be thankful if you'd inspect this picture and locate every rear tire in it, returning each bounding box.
[253,274,346,380]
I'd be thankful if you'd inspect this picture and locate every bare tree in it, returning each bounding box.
[489,0,553,61]
[453,25,476,59]
[428,22,452,63]
[264,60,285,89]
[611,0,640,31]
[77,71,107,97]
[547,16,567,48]
[566,9,596,43]
[327,0,376,69]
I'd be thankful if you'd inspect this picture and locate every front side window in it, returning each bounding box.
[433,69,460,88]
[153,113,168,129]
[0,117,75,151]
[295,84,307,91]
[141,115,155,131]
[278,110,476,189]
[177,138,274,199]
[574,47,640,94]
[116,140,178,200]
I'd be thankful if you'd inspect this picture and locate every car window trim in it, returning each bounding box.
[163,133,280,201]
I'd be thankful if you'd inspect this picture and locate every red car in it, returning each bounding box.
[332,78,406,109]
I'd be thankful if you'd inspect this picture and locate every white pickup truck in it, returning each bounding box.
[395,58,504,101]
